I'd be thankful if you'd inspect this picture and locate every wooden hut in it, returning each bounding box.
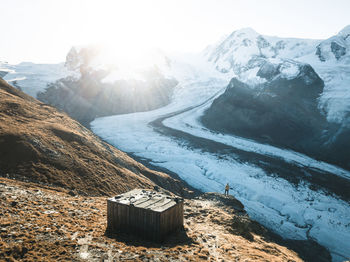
[107,189,184,242]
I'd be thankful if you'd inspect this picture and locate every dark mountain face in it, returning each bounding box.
[201,63,350,169]
[36,46,178,127]
[0,70,8,78]
[37,68,177,127]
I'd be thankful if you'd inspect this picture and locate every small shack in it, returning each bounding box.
[107,189,184,242]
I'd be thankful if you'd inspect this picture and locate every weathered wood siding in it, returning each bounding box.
[159,201,184,238]
[107,195,183,242]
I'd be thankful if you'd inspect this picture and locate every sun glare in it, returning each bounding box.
[61,0,175,74]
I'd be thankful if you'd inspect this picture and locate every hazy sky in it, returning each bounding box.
[1,0,349,64]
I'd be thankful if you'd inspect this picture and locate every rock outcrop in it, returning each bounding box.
[316,25,350,62]
[201,63,350,169]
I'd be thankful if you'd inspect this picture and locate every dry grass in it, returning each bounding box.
[0,178,303,261]
[0,78,190,197]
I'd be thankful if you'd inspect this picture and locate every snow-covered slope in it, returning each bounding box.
[315,25,350,63]
[298,25,350,123]
[0,61,12,78]
[2,62,72,98]
[205,27,320,76]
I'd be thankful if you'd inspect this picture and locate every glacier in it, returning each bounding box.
[3,26,350,261]
[91,54,350,261]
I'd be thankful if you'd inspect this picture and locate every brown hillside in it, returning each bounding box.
[0,78,190,196]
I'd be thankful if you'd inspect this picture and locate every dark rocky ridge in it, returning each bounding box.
[0,70,8,78]
[38,68,177,127]
[315,25,350,62]
[330,41,346,60]
[201,62,350,169]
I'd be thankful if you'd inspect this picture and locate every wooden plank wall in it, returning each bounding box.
[160,201,184,239]
[107,199,184,242]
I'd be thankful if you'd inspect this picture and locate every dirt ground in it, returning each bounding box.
[0,178,305,261]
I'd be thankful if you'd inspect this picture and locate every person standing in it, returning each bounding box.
[225,183,230,196]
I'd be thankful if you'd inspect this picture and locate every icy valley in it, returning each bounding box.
[2,26,350,261]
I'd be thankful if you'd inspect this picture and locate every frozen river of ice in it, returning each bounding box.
[91,58,350,261]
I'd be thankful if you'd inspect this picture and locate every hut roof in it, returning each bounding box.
[108,189,183,212]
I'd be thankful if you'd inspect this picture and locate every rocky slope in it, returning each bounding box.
[201,62,324,150]
[0,178,330,261]
[201,64,350,169]
[0,78,189,197]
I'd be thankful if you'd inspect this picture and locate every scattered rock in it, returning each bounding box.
[68,190,77,197]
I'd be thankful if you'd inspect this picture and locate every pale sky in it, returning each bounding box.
[1,0,349,64]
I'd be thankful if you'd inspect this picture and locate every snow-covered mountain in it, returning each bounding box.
[1,45,174,99]
[204,27,320,77]
[202,26,350,170]
[1,61,72,98]
[298,26,350,124]
[204,26,350,126]
[202,66,325,148]
[315,25,350,63]
[0,61,11,78]
[37,45,178,125]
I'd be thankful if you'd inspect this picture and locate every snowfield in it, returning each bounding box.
[297,54,350,123]
[92,56,350,261]
[2,62,73,98]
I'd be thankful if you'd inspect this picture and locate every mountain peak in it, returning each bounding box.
[231,27,259,37]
